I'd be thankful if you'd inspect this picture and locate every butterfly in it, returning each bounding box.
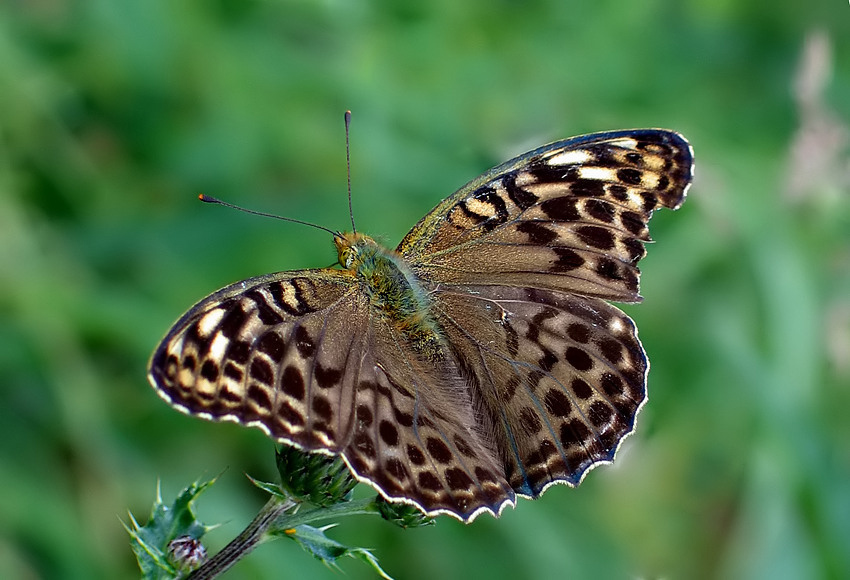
[148,129,694,522]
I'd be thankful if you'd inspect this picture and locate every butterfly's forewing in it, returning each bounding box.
[399,130,693,301]
[149,270,367,452]
[400,130,693,498]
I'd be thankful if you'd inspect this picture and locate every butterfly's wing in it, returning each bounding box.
[399,129,693,301]
[148,269,514,520]
[398,130,693,497]
[149,270,365,452]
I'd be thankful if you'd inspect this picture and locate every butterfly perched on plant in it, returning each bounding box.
[148,128,693,522]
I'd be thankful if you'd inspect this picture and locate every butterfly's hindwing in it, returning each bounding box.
[431,284,647,496]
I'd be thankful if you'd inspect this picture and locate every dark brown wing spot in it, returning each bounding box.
[257,331,285,361]
[247,383,272,410]
[445,467,474,491]
[501,376,520,402]
[245,289,283,325]
[565,347,593,371]
[551,248,585,272]
[356,404,373,427]
[219,305,248,340]
[576,225,615,250]
[641,192,658,212]
[620,211,646,235]
[617,168,642,185]
[588,401,614,428]
[407,444,426,465]
[517,221,558,244]
[600,372,626,397]
[571,378,594,400]
[223,362,243,381]
[567,323,590,343]
[276,401,305,427]
[219,386,241,404]
[598,339,624,364]
[608,184,628,202]
[379,420,400,447]
[571,179,605,197]
[293,325,316,358]
[584,199,616,223]
[182,354,197,370]
[200,360,219,382]
[385,458,409,481]
[249,358,274,386]
[418,471,442,491]
[596,258,623,281]
[560,419,591,446]
[312,396,332,421]
[544,389,572,418]
[453,435,476,457]
[281,365,305,400]
[426,437,453,464]
[227,340,251,365]
[504,173,539,210]
[541,197,580,221]
[394,408,414,427]
[315,364,342,389]
[474,466,498,482]
[623,238,645,263]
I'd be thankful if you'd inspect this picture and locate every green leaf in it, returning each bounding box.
[124,478,217,579]
[273,524,395,580]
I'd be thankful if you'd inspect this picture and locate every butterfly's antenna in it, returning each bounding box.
[345,110,356,234]
[198,194,339,237]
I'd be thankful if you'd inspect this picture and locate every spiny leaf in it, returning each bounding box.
[272,524,394,580]
[125,478,217,578]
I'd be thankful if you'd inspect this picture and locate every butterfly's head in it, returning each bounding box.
[335,231,379,270]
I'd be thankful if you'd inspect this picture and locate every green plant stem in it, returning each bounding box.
[187,496,294,580]
[186,496,380,579]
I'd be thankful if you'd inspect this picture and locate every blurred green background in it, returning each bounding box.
[2,1,849,578]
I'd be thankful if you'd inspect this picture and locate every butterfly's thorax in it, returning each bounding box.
[335,232,443,359]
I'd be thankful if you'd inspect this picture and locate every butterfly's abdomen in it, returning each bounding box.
[336,232,443,358]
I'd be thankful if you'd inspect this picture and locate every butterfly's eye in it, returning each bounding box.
[337,245,356,269]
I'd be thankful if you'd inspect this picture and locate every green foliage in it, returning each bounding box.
[129,459,398,579]
[275,446,358,507]
[125,479,216,578]
[273,524,393,580]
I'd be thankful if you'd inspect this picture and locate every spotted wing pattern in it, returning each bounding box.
[401,130,692,500]
[149,270,513,520]
[149,129,693,522]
